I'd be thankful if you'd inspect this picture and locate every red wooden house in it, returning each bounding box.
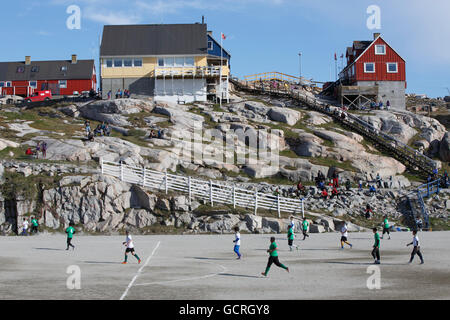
[338,33,406,110]
[0,55,96,97]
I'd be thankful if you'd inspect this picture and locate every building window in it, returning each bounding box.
[175,57,184,67]
[29,81,37,89]
[0,82,4,88]
[387,63,398,73]
[185,57,195,66]
[31,66,40,73]
[158,58,164,67]
[124,59,133,67]
[59,80,67,88]
[375,45,386,55]
[134,59,143,67]
[364,63,375,73]
[114,59,123,67]
[208,41,213,50]
[61,66,68,72]
[164,57,174,67]
[6,81,11,87]
[17,66,25,73]
[106,60,113,68]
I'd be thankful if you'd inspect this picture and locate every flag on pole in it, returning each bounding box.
[334,53,337,60]
[221,33,226,40]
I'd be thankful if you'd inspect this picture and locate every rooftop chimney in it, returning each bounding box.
[202,15,205,24]
[25,56,31,65]
[373,33,381,40]
[71,54,77,64]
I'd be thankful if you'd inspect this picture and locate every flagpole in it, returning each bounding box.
[220,33,223,107]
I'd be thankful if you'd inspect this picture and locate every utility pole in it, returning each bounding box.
[298,52,302,85]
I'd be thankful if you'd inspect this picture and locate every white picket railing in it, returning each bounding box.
[101,160,305,218]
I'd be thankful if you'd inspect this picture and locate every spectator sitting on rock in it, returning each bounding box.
[157,129,162,139]
[94,124,103,136]
[369,185,377,194]
[321,188,328,200]
[376,173,382,188]
[358,179,363,192]
[84,121,91,136]
[345,179,351,191]
[365,204,373,219]
[318,181,325,191]
[104,123,111,136]
[87,131,95,142]
[332,172,339,188]
[25,147,35,158]
[296,180,306,196]
[331,186,339,199]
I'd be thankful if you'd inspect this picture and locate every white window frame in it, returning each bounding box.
[386,62,398,73]
[0,81,5,88]
[113,59,123,68]
[123,58,133,67]
[105,59,113,68]
[133,58,143,67]
[59,80,67,88]
[29,81,37,89]
[364,63,375,73]
[375,45,386,55]
[6,81,12,87]
[208,41,213,50]
[185,57,195,67]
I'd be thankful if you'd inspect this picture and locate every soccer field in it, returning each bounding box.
[0,231,449,300]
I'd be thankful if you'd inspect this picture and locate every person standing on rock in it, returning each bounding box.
[261,237,289,277]
[122,231,141,264]
[407,230,424,264]
[233,227,242,260]
[41,141,47,159]
[302,217,309,240]
[372,228,381,264]
[381,216,391,240]
[287,225,298,251]
[65,222,76,250]
[340,222,352,249]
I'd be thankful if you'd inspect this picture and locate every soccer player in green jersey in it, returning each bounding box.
[302,218,309,240]
[372,227,380,264]
[65,222,76,251]
[287,225,298,251]
[30,216,39,234]
[261,237,289,276]
[381,216,391,240]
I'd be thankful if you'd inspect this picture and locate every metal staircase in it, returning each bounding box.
[230,78,437,176]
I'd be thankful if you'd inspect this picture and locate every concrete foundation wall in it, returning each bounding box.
[154,79,207,104]
[101,78,155,99]
[357,81,406,110]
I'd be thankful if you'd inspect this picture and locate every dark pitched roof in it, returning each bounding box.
[100,23,208,57]
[353,40,372,51]
[0,60,95,81]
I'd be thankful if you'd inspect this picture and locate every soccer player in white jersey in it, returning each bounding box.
[122,231,141,264]
[233,227,242,259]
[407,230,424,264]
[340,222,353,249]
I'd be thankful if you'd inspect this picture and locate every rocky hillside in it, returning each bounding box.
[0,88,449,235]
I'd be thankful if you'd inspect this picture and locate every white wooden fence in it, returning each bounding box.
[101,160,305,218]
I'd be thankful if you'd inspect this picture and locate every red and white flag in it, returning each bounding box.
[221,33,226,40]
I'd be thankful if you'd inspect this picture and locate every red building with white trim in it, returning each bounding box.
[0,55,96,97]
[338,33,406,110]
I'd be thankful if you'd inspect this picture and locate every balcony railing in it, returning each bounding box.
[154,66,223,78]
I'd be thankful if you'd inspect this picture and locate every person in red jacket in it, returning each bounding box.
[321,188,328,200]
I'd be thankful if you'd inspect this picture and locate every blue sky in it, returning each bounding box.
[1,0,449,97]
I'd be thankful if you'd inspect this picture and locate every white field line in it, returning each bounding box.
[135,261,228,287]
[119,241,161,301]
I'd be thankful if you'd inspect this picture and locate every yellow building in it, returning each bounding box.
[100,23,230,103]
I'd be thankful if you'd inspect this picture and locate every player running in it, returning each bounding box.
[372,228,381,264]
[65,222,76,251]
[30,216,39,234]
[261,237,289,277]
[302,218,309,240]
[381,216,391,239]
[233,227,242,260]
[407,230,424,264]
[287,224,298,251]
[122,231,141,264]
[340,222,353,249]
